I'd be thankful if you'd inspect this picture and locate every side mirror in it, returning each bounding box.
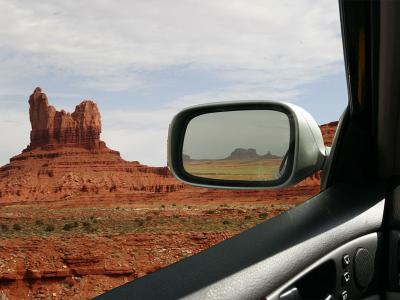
[167,101,328,189]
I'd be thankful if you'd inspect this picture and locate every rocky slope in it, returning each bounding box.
[0,88,184,202]
[0,89,338,203]
[320,121,338,146]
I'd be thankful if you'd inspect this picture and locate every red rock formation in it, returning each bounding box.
[0,88,338,203]
[27,87,106,151]
[320,121,338,147]
[0,88,185,202]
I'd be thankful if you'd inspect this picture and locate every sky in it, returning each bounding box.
[0,0,348,167]
[183,110,290,159]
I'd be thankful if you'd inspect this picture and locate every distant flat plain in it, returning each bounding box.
[183,158,283,180]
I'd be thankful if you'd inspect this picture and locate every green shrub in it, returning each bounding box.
[206,210,215,214]
[63,223,75,231]
[35,219,44,226]
[134,218,145,226]
[258,213,268,219]
[45,224,55,232]
[1,224,8,232]
[13,224,22,231]
[82,221,95,233]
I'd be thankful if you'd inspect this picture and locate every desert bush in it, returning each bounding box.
[13,224,22,231]
[82,221,96,233]
[244,215,251,220]
[63,223,75,231]
[134,218,145,226]
[172,203,176,207]
[258,213,268,219]
[160,204,165,209]
[146,216,153,221]
[222,220,232,225]
[206,210,215,214]
[1,224,8,232]
[35,219,44,226]
[85,226,96,233]
[45,224,55,232]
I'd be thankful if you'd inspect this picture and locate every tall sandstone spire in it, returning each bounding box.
[27,87,106,151]
[0,87,184,202]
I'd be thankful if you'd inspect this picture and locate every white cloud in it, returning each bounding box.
[0,110,30,166]
[0,0,343,89]
[0,0,345,166]
[101,108,176,166]
[76,74,146,92]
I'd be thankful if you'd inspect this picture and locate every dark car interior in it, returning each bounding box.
[97,0,400,299]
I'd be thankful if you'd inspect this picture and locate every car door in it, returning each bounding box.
[96,0,400,299]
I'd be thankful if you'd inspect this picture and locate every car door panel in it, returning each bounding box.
[268,233,380,300]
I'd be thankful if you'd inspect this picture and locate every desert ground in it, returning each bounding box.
[183,158,283,180]
[0,187,318,300]
[0,88,337,299]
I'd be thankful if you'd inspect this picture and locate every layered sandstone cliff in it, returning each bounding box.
[27,87,107,151]
[0,88,338,203]
[0,88,185,202]
[320,121,338,146]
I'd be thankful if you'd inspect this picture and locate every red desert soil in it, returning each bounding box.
[0,88,338,299]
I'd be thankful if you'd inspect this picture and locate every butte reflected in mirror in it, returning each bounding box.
[182,110,290,181]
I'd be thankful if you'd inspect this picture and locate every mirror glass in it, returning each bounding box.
[182,110,291,181]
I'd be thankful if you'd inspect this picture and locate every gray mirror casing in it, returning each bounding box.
[167,101,328,190]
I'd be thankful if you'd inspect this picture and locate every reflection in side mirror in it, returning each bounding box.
[182,110,292,182]
[167,101,327,189]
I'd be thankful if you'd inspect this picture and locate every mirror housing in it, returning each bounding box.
[168,101,328,189]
